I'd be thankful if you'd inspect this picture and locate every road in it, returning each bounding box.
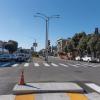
[0,56,100,94]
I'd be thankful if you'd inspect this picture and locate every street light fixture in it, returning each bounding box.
[34,13,60,62]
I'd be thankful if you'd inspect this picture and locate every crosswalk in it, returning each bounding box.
[1,82,100,100]
[7,62,100,69]
[12,64,18,67]
[34,63,40,67]
[0,61,99,68]
[43,62,50,67]
[85,83,100,93]
[24,63,29,67]
[51,63,58,67]
[59,63,69,67]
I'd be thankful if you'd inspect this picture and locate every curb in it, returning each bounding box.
[13,82,84,95]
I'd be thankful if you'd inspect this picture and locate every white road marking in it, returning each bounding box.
[12,64,18,67]
[74,64,80,68]
[85,92,100,99]
[43,63,50,67]
[1,63,10,67]
[75,63,97,68]
[81,63,96,67]
[93,65,100,67]
[85,83,100,93]
[74,66,80,68]
[59,63,68,67]
[74,63,89,67]
[51,63,58,67]
[75,64,81,66]
[24,63,29,67]
[68,63,79,67]
[69,63,100,68]
[0,95,15,100]
[34,63,40,67]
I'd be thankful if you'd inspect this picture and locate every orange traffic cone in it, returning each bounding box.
[19,70,26,85]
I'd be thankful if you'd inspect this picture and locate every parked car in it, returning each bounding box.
[75,56,81,61]
[10,54,18,61]
[15,53,30,62]
[82,55,100,63]
[92,57,100,63]
[0,54,12,62]
[82,55,92,62]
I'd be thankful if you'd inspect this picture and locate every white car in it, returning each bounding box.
[82,55,92,62]
[75,56,81,61]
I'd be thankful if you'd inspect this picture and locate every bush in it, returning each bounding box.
[32,52,39,57]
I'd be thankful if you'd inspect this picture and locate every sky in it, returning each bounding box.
[0,0,100,51]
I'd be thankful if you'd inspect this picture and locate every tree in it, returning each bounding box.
[67,42,74,52]
[64,45,68,53]
[72,32,86,48]
[78,35,90,56]
[78,37,86,56]
[88,36,97,57]
[5,40,18,53]
[96,40,100,58]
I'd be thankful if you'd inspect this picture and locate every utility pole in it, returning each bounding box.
[45,19,48,61]
[33,39,37,52]
[34,13,60,62]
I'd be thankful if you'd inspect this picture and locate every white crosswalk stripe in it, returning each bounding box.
[67,63,79,67]
[51,63,58,67]
[8,61,100,69]
[74,64,80,68]
[12,64,18,67]
[1,63,10,67]
[75,64,81,66]
[43,63,50,67]
[93,64,100,67]
[69,63,94,68]
[85,83,100,93]
[34,63,40,67]
[0,95,15,100]
[77,63,87,67]
[24,63,29,67]
[80,64,98,67]
[59,63,68,67]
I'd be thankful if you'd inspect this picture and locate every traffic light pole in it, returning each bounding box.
[45,19,48,62]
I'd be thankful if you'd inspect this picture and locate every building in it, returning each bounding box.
[57,38,77,60]
[0,41,3,48]
[57,38,68,53]
[0,48,9,54]
[0,41,9,54]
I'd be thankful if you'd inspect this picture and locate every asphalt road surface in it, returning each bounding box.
[0,57,100,95]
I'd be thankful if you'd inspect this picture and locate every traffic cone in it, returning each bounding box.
[19,70,26,85]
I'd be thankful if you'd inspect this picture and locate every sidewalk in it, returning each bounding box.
[32,57,44,62]
[13,82,84,94]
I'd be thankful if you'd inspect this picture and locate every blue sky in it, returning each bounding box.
[0,0,100,51]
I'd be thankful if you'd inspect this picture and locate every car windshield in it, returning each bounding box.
[0,0,100,99]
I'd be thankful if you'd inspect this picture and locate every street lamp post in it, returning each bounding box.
[45,19,48,61]
[34,13,60,62]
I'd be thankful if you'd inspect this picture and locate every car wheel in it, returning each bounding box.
[88,59,90,62]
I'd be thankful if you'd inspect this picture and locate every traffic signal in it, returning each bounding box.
[48,40,50,46]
